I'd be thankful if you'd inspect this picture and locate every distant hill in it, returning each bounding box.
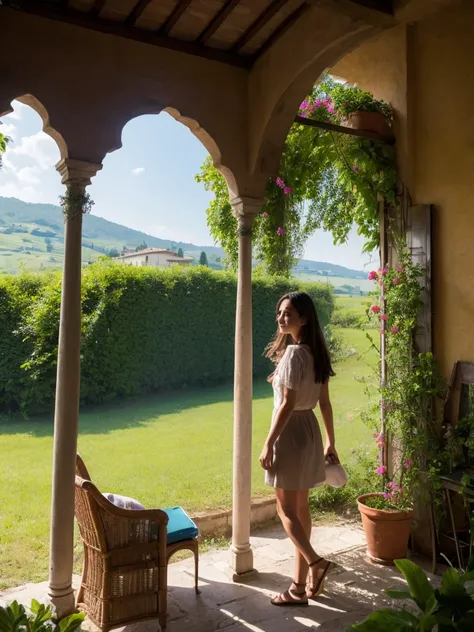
[0,197,367,289]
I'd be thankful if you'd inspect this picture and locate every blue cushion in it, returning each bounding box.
[164,506,199,544]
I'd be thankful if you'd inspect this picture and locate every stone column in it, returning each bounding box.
[47,158,101,617]
[230,196,262,577]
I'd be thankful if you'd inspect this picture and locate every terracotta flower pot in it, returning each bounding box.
[357,493,413,564]
[346,111,392,136]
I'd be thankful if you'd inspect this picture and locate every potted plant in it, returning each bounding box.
[358,488,414,564]
[347,557,474,631]
[358,249,445,564]
[330,83,393,136]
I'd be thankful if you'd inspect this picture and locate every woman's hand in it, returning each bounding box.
[259,442,274,470]
[325,444,339,465]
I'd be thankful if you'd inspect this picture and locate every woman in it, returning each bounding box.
[260,291,338,606]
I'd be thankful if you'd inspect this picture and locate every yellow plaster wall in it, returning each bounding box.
[333,0,474,378]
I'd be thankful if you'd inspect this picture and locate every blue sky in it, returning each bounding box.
[0,100,374,269]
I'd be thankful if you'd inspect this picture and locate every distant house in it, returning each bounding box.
[117,248,193,268]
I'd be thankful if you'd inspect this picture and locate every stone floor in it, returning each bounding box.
[1,522,420,632]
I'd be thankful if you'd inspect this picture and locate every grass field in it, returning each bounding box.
[0,297,377,589]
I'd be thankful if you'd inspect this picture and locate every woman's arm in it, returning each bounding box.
[259,386,296,470]
[319,381,339,464]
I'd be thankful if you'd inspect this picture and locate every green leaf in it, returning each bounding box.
[349,608,418,631]
[418,614,438,632]
[57,612,85,632]
[394,559,435,613]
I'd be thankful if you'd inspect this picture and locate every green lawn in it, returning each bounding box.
[0,307,377,589]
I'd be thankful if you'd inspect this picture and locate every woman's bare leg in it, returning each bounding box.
[275,488,319,576]
[295,490,312,584]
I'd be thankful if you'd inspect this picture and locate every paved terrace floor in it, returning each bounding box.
[1,523,425,632]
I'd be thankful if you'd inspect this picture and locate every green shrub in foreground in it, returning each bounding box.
[0,263,334,414]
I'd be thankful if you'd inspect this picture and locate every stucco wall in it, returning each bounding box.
[332,0,474,378]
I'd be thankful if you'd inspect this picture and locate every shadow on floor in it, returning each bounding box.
[121,547,410,632]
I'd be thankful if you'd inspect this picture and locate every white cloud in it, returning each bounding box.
[0,128,61,204]
[0,123,21,147]
[132,167,145,175]
[8,131,59,169]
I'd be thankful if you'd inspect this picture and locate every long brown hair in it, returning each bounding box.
[265,291,335,384]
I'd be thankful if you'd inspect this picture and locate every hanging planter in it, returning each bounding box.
[358,493,413,564]
[330,83,393,136]
[345,110,392,136]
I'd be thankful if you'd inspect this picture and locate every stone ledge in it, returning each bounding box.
[191,497,277,537]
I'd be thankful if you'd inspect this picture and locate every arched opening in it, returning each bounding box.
[0,98,64,273]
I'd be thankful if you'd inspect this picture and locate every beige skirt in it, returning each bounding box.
[264,409,326,490]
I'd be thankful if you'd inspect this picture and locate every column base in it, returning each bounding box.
[46,584,76,618]
[229,543,255,579]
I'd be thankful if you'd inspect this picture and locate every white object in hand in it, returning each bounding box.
[325,463,349,488]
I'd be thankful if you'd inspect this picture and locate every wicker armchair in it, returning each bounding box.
[74,455,199,631]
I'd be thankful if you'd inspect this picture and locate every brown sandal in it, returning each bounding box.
[306,557,332,599]
[271,581,308,607]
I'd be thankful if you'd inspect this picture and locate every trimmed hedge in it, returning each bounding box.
[0,264,334,414]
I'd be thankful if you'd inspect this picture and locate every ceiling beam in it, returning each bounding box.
[231,0,290,54]
[350,0,393,14]
[158,0,193,36]
[1,3,251,69]
[316,0,396,26]
[253,2,311,61]
[196,0,241,45]
[89,0,107,17]
[125,0,152,26]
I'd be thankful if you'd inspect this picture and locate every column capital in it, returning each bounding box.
[56,158,102,188]
[231,197,263,236]
[231,196,263,219]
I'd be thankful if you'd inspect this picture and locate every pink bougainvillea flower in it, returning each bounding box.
[380,329,385,335]
[370,305,381,314]
[381,314,388,321]
[262,211,269,217]
[381,268,388,275]
[277,227,285,236]
[299,99,309,111]
[393,277,400,285]
[379,280,384,287]
[397,265,403,273]
[376,465,388,475]
[275,177,285,189]
[368,270,377,280]
[391,326,399,334]
[404,459,412,469]
[283,186,293,195]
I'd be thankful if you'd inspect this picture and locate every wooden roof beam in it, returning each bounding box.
[159,0,193,36]
[315,0,396,26]
[254,2,311,60]
[196,0,241,45]
[125,0,153,26]
[1,2,251,69]
[231,0,290,54]
[89,0,107,17]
